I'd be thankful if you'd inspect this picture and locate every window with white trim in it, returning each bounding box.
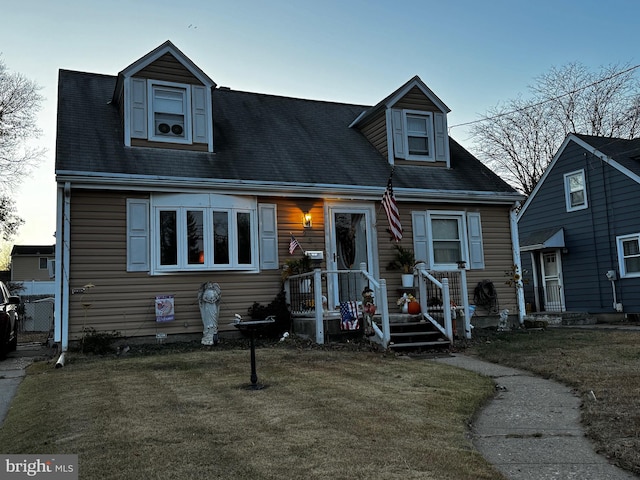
[148,81,191,144]
[429,212,466,268]
[404,111,434,160]
[412,210,484,271]
[153,194,257,272]
[564,170,587,211]
[617,234,640,277]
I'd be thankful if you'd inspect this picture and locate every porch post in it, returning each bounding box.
[415,262,427,316]
[442,278,453,343]
[510,203,525,325]
[313,268,324,344]
[459,268,471,339]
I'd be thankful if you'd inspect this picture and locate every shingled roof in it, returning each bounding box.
[55,69,520,200]
[573,134,640,178]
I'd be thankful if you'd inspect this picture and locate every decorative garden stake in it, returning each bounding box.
[198,282,221,345]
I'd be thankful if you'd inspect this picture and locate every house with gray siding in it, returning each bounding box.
[518,133,640,318]
[54,40,524,351]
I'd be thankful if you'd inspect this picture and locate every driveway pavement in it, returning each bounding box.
[0,342,52,426]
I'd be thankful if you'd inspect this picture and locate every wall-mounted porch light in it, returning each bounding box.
[303,211,312,228]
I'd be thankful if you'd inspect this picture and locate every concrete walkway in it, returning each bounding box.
[0,343,51,426]
[433,354,638,480]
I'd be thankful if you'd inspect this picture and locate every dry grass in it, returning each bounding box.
[470,327,640,475]
[0,340,504,480]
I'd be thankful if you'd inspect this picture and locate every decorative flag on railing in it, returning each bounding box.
[382,177,403,242]
[289,234,302,254]
[340,301,360,330]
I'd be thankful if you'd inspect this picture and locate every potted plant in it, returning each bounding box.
[387,244,415,287]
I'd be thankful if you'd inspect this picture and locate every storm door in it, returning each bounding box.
[326,205,377,310]
[541,251,565,312]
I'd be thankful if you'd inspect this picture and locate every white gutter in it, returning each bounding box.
[510,202,525,325]
[56,171,524,205]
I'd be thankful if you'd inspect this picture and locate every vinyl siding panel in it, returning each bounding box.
[359,111,388,159]
[135,53,203,85]
[12,257,54,281]
[67,190,516,340]
[66,191,325,340]
[379,202,517,312]
[394,86,439,111]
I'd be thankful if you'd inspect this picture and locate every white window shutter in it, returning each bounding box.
[467,212,484,269]
[434,112,447,162]
[130,78,147,139]
[411,211,429,268]
[191,85,208,144]
[259,203,279,270]
[391,109,406,158]
[127,199,150,272]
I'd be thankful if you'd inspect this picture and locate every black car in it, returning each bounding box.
[0,281,20,360]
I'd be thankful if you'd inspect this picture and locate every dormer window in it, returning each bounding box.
[391,108,443,162]
[406,112,433,158]
[125,75,213,151]
[149,81,191,144]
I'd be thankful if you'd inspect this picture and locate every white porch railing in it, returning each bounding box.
[415,262,471,343]
[284,262,391,349]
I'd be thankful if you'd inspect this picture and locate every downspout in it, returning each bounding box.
[54,182,72,354]
[510,202,525,325]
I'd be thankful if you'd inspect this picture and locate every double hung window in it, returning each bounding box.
[617,234,640,277]
[564,170,587,211]
[149,81,191,143]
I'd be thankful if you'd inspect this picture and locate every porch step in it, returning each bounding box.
[388,319,450,350]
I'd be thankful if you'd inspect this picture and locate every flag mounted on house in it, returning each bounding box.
[382,177,402,242]
[289,234,302,254]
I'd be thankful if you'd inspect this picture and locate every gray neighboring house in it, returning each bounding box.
[518,133,640,318]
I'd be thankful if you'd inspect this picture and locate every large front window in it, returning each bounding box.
[153,194,257,272]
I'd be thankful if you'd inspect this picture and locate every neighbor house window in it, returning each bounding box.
[617,234,640,277]
[39,257,48,269]
[564,170,587,211]
[148,81,191,144]
[153,193,257,272]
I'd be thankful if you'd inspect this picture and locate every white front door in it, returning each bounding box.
[325,204,377,309]
[541,251,565,312]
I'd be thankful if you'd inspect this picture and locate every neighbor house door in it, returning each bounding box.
[325,204,377,310]
[541,251,565,312]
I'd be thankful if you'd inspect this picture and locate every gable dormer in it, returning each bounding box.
[350,76,451,167]
[112,41,216,152]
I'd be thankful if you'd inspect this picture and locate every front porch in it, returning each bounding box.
[284,262,472,350]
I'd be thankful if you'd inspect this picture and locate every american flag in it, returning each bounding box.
[382,177,402,242]
[340,301,360,330]
[289,234,302,254]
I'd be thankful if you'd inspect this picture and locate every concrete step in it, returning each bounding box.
[389,340,450,349]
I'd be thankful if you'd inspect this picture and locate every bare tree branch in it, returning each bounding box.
[471,62,640,195]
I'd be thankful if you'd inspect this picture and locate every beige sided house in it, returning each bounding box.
[10,245,56,287]
[54,41,525,351]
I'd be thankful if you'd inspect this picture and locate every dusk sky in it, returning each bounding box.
[2,0,639,246]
